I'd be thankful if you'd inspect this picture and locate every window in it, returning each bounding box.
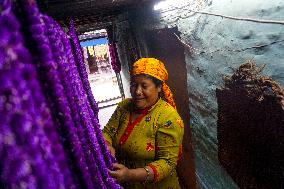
[80,29,123,109]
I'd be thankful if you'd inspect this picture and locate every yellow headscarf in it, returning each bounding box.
[131,58,176,109]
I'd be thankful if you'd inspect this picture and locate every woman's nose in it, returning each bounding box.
[135,86,142,95]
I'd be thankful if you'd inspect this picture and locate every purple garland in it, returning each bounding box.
[106,27,121,73]
[108,42,121,73]
[0,2,52,188]
[42,15,105,188]
[66,19,121,189]
[68,19,99,119]
[68,19,116,170]
[18,0,94,188]
[0,0,74,188]
[1,0,121,188]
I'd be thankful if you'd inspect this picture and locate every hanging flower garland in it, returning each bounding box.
[1,0,122,188]
[42,15,101,188]
[107,27,121,73]
[68,19,116,168]
[44,16,112,188]
[19,1,93,188]
[68,19,99,119]
[108,42,121,73]
[0,0,75,188]
[68,19,120,188]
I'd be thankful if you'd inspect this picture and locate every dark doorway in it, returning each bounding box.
[144,27,196,189]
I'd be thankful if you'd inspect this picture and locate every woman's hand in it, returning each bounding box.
[108,163,131,183]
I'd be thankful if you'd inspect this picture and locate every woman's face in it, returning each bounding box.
[130,75,161,110]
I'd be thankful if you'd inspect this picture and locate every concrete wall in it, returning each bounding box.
[125,0,284,188]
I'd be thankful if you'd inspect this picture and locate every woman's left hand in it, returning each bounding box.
[108,163,131,183]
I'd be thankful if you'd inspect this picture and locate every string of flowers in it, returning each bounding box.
[1,2,49,187]
[68,19,99,119]
[44,15,112,188]
[1,0,121,188]
[18,0,95,188]
[108,42,122,73]
[0,0,74,188]
[107,27,121,73]
[68,18,116,170]
[42,15,102,188]
[65,19,121,189]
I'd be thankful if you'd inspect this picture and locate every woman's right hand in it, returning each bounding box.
[108,163,130,183]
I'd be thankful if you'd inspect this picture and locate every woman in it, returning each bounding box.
[102,58,184,188]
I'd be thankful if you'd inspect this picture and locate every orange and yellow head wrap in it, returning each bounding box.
[131,58,176,109]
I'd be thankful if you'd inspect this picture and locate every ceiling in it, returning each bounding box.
[37,0,158,33]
